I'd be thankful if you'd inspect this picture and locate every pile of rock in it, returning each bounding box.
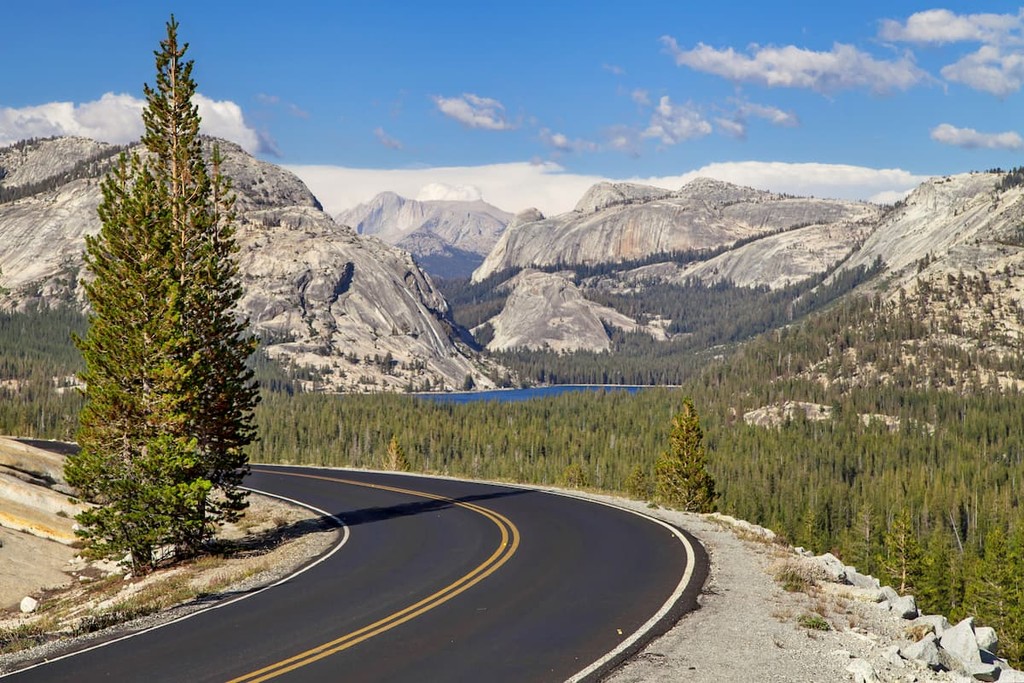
[797,550,1024,682]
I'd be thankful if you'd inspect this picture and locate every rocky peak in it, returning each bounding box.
[510,207,545,228]
[0,138,123,202]
[677,177,771,204]
[573,182,673,214]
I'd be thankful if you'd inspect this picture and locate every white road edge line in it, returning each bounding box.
[554,490,696,683]
[0,484,350,680]
[253,464,700,683]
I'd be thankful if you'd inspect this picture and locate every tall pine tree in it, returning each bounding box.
[66,17,257,572]
[654,398,717,512]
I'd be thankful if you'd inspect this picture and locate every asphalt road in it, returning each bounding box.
[6,467,707,682]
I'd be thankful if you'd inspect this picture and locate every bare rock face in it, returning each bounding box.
[620,219,877,291]
[573,181,674,214]
[0,137,117,189]
[473,177,878,282]
[336,192,511,278]
[0,136,496,392]
[839,172,1018,285]
[483,270,656,353]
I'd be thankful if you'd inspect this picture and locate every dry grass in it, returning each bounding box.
[0,493,323,657]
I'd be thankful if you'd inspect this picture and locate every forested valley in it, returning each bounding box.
[6,274,1024,661]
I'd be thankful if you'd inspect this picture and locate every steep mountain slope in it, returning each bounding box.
[480,270,665,353]
[336,192,512,278]
[0,137,497,392]
[473,178,878,283]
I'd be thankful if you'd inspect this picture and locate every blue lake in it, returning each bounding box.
[413,384,649,404]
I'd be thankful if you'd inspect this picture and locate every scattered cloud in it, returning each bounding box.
[715,117,746,138]
[432,93,515,130]
[734,100,799,127]
[879,9,1022,45]
[0,93,267,154]
[661,36,927,93]
[930,123,1024,150]
[539,128,598,154]
[940,46,1024,96]
[415,182,482,202]
[602,63,626,76]
[642,96,712,145]
[289,160,928,217]
[631,89,650,106]
[603,125,642,157]
[256,93,280,105]
[373,126,403,150]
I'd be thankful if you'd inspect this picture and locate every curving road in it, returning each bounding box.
[5,466,707,682]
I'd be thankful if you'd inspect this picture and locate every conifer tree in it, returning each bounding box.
[66,17,257,572]
[654,398,717,512]
[384,435,411,472]
[880,508,923,594]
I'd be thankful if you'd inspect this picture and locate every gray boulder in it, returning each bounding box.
[939,618,983,675]
[914,614,952,637]
[889,595,919,620]
[975,626,998,654]
[879,586,900,603]
[815,553,848,582]
[846,658,879,683]
[900,633,941,670]
[845,567,881,590]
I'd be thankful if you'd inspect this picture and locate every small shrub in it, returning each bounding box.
[797,614,831,631]
[0,624,48,653]
[773,561,817,593]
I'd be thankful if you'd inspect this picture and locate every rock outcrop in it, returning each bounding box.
[473,177,878,283]
[0,136,498,392]
[481,270,663,352]
[336,192,512,278]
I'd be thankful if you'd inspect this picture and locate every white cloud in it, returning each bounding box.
[735,100,799,127]
[432,93,515,130]
[930,123,1023,150]
[941,45,1024,96]
[879,9,1022,45]
[0,92,267,153]
[288,160,929,218]
[539,128,598,154]
[631,88,650,106]
[642,96,712,145]
[602,63,626,76]
[661,37,927,93]
[715,118,746,138]
[416,182,482,202]
[373,126,403,150]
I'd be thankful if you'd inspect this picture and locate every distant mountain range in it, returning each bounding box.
[336,192,512,279]
[6,135,1024,393]
[0,136,500,392]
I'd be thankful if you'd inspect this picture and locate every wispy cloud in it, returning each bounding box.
[661,36,927,94]
[0,92,268,154]
[373,126,403,150]
[432,93,515,130]
[879,9,1022,45]
[602,63,626,76]
[930,123,1023,150]
[630,89,650,106]
[539,128,598,154]
[642,96,712,145]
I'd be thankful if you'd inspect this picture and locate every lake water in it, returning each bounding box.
[414,384,647,404]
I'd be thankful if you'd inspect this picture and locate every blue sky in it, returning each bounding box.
[4,2,1024,214]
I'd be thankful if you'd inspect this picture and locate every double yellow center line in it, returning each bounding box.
[229,472,521,682]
